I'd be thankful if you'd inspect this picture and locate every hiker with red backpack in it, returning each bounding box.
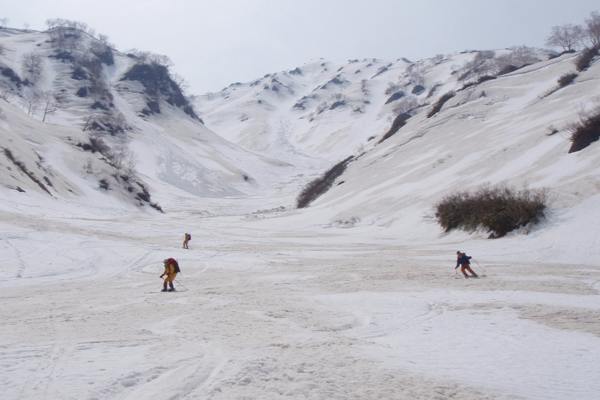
[183,233,191,249]
[455,251,478,278]
[160,258,180,292]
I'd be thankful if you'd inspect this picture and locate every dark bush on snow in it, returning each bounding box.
[411,85,425,95]
[3,148,52,195]
[1,66,27,87]
[93,46,114,66]
[134,181,163,212]
[548,49,576,60]
[435,186,546,238]
[76,87,89,97]
[427,91,455,118]
[459,75,497,91]
[121,63,200,121]
[378,113,411,144]
[329,100,346,110]
[76,137,111,154]
[557,73,578,88]
[49,51,75,63]
[575,46,599,72]
[568,108,600,153]
[385,91,405,104]
[71,66,89,80]
[98,179,110,190]
[297,156,354,208]
[498,64,519,75]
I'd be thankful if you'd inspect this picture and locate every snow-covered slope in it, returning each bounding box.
[291,51,600,265]
[0,28,286,212]
[195,48,548,165]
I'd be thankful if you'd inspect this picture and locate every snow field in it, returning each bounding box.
[2,203,600,399]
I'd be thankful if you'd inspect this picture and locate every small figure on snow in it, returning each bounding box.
[160,258,180,292]
[183,233,191,249]
[455,251,478,278]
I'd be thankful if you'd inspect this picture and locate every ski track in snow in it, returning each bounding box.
[1,205,600,400]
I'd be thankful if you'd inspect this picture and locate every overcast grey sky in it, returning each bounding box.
[2,0,598,93]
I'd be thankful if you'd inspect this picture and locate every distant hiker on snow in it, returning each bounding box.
[455,251,478,278]
[183,233,191,249]
[160,258,180,292]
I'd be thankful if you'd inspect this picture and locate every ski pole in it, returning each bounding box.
[473,259,486,275]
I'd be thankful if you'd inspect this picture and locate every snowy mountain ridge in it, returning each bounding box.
[195,47,551,163]
[0,27,286,213]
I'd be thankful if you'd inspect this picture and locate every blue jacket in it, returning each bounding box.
[456,254,472,268]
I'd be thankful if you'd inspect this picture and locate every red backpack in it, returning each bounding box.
[166,258,181,273]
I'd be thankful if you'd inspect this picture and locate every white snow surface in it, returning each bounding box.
[2,29,600,399]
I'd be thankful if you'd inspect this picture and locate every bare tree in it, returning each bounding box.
[0,18,9,28]
[585,11,600,47]
[46,18,90,33]
[22,53,43,85]
[45,18,92,50]
[459,51,496,80]
[546,24,584,52]
[0,90,9,102]
[407,65,425,86]
[97,34,113,47]
[495,46,539,71]
[392,96,418,115]
[172,73,189,91]
[23,88,41,116]
[127,49,173,67]
[41,91,59,122]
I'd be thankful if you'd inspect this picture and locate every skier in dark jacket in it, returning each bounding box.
[456,251,478,278]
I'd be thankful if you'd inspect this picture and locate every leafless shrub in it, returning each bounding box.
[495,46,539,73]
[458,51,496,81]
[378,112,411,144]
[22,88,40,116]
[2,148,52,195]
[41,91,60,122]
[568,106,600,153]
[82,112,129,135]
[297,156,354,208]
[46,18,94,35]
[427,91,455,118]
[557,72,578,88]
[385,82,400,95]
[126,49,173,67]
[392,96,418,115]
[584,11,600,47]
[575,46,599,71]
[90,39,114,66]
[407,65,425,86]
[435,186,547,238]
[21,53,43,85]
